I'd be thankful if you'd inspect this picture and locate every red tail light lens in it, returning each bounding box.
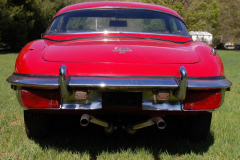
[184,91,222,110]
[21,89,60,109]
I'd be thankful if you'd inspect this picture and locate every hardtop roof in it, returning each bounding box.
[54,1,182,20]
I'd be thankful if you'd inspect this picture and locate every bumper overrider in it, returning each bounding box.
[7,65,232,111]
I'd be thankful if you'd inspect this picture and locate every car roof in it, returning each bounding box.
[54,1,182,20]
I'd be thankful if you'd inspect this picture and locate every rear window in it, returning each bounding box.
[46,9,189,36]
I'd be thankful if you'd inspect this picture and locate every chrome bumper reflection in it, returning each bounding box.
[61,102,102,110]
[61,101,181,111]
[142,101,181,111]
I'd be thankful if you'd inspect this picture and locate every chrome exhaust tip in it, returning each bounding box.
[80,114,115,134]
[126,117,166,134]
[80,114,90,127]
[154,117,166,130]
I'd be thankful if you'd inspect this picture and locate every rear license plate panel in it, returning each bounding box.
[102,92,142,111]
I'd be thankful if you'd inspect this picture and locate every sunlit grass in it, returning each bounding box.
[0,51,239,159]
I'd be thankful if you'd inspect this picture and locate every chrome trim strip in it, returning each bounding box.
[46,31,191,38]
[44,37,192,45]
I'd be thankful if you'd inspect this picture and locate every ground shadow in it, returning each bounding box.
[33,115,214,160]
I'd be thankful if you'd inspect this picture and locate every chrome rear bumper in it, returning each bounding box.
[7,65,232,111]
[7,67,232,91]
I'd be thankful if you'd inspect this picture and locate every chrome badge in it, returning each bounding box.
[112,47,132,54]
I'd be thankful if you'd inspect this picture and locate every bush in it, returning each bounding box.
[216,43,225,49]
[0,0,84,51]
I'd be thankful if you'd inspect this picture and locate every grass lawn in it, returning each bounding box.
[0,50,239,159]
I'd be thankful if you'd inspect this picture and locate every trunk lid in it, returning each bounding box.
[43,39,200,64]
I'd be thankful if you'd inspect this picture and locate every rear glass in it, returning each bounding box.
[46,9,189,36]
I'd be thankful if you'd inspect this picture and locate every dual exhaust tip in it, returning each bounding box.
[80,114,166,134]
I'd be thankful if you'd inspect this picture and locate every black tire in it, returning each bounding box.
[24,111,51,138]
[185,113,212,142]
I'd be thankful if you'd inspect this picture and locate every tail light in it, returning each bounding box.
[183,91,222,110]
[21,89,60,109]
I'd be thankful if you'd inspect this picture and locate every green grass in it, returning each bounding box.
[0,50,240,159]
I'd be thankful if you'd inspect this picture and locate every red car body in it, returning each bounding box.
[7,2,232,141]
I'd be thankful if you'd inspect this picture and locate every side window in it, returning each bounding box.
[142,19,168,33]
[169,18,178,33]
[47,16,64,33]
[56,16,64,32]
[65,17,91,32]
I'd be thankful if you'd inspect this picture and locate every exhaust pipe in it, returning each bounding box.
[80,114,91,127]
[127,117,166,134]
[80,114,114,134]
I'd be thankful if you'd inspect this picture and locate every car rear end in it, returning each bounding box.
[6,2,232,141]
[8,63,231,140]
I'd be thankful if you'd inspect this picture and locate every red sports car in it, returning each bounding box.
[7,2,232,141]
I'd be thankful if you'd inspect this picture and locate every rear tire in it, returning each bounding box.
[185,113,212,142]
[24,111,51,138]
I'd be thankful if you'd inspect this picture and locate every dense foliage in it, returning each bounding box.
[214,0,240,43]
[0,0,239,50]
[0,0,83,50]
[143,0,240,44]
[142,0,220,31]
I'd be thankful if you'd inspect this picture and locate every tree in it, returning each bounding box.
[215,0,240,43]
[0,0,35,50]
[0,0,84,50]
[142,0,220,32]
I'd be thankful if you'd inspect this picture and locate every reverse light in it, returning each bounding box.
[184,91,222,110]
[21,89,60,108]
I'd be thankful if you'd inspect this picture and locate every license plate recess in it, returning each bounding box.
[102,92,142,111]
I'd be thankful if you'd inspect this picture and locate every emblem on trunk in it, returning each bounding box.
[112,47,132,54]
